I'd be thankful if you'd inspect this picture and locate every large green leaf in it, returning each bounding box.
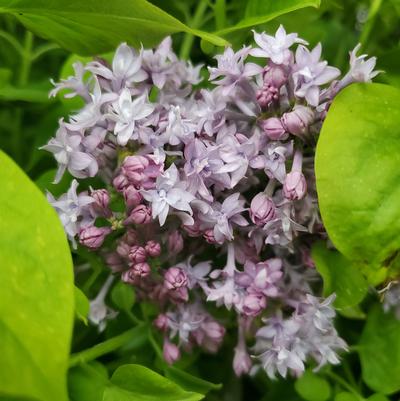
[103,364,204,401]
[359,305,400,394]
[215,0,321,35]
[0,151,74,400]
[312,242,368,309]
[0,0,227,55]
[295,370,331,401]
[315,83,400,272]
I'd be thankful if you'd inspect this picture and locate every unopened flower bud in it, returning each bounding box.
[164,267,188,290]
[116,241,131,258]
[128,245,147,264]
[203,229,217,244]
[113,174,129,192]
[201,321,225,341]
[250,193,276,226]
[91,189,111,217]
[125,205,152,225]
[145,240,161,257]
[130,262,151,277]
[105,252,125,272]
[154,314,169,331]
[233,345,252,377]
[263,63,287,88]
[79,226,111,249]
[122,155,149,181]
[168,231,184,255]
[281,105,314,137]
[243,293,266,316]
[121,269,136,284]
[123,185,143,211]
[163,340,180,365]
[123,228,138,246]
[260,117,288,141]
[283,171,307,200]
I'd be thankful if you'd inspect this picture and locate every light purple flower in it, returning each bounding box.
[108,89,155,145]
[41,123,98,183]
[251,25,307,65]
[142,164,195,226]
[293,44,340,106]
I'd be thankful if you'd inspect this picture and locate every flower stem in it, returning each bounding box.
[325,371,363,400]
[69,324,145,367]
[214,0,226,30]
[179,0,209,60]
[360,0,383,50]
[18,30,33,87]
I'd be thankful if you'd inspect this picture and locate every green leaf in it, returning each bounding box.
[316,83,400,272]
[0,82,53,102]
[0,0,228,55]
[367,395,389,401]
[295,371,331,401]
[164,366,222,395]
[111,281,136,311]
[68,363,108,401]
[74,286,89,325]
[312,242,368,309]
[103,364,204,401]
[334,393,360,401]
[215,0,320,35]
[0,151,74,401]
[359,305,400,394]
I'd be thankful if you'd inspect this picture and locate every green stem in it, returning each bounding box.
[325,371,363,399]
[214,0,226,30]
[18,30,33,87]
[0,29,24,56]
[148,328,164,360]
[69,324,144,367]
[359,0,383,50]
[179,0,209,60]
[31,42,60,62]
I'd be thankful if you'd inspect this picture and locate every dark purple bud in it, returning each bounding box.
[128,245,147,264]
[281,105,314,137]
[91,189,111,217]
[283,171,307,200]
[260,117,288,141]
[163,339,180,365]
[145,240,161,257]
[250,193,276,226]
[164,267,188,290]
[79,226,111,249]
[243,293,267,316]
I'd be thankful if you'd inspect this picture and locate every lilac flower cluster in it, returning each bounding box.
[44,27,377,378]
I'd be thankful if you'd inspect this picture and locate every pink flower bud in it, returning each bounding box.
[243,293,266,316]
[163,340,180,365]
[105,252,125,272]
[201,321,225,341]
[233,345,252,377]
[123,229,138,246]
[183,221,202,237]
[123,185,143,211]
[121,155,162,189]
[263,63,287,88]
[128,245,147,264]
[121,269,136,284]
[130,262,151,277]
[113,174,129,192]
[91,189,111,217]
[281,105,314,137]
[79,226,111,249]
[203,229,217,244]
[145,240,161,257]
[250,193,276,226]
[283,171,307,200]
[164,267,188,290]
[116,241,131,258]
[154,314,169,331]
[169,287,189,303]
[168,231,184,255]
[126,205,152,225]
[260,117,288,140]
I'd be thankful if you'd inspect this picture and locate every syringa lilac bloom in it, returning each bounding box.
[44,27,377,378]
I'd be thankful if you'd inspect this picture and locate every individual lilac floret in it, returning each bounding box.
[250,192,276,226]
[47,179,94,246]
[251,25,307,65]
[293,44,340,106]
[108,90,154,145]
[382,282,400,320]
[79,226,111,249]
[142,163,195,226]
[208,46,262,95]
[41,123,98,183]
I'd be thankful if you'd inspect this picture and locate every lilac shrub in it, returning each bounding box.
[44,27,378,378]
